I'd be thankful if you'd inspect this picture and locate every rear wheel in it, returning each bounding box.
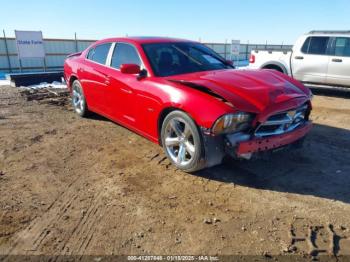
[72,80,89,117]
[161,110,204,172]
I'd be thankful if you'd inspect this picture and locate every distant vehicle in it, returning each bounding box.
[249,31,350,87]
[64,37,312,172]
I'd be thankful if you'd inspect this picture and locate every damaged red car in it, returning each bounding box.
[64,37,313,172]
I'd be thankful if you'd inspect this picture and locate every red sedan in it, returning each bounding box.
[64,37,312,172]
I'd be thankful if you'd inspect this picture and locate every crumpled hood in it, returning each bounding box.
[167,69,311,114]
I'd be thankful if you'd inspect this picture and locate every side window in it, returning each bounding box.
[111,43,141,69]
[88,43,111,64]
[302,37,330,55]
[334,37,350,57]
[301,37,311,53]
[87,48,95,60]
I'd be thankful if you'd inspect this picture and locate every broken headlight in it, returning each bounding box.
[211,112,254,135]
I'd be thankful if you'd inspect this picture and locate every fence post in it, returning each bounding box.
[43,57,47,72]
[246,40,249,61]
[75,32,78,52]
[3,30,12,73]
[19,59,23,73]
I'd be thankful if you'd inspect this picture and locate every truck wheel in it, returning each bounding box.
[72,80,89,117]
[161,110,205,172]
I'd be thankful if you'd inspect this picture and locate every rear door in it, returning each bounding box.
[291,36,331,84]
[326,37,350,87]
[81,43,112,113]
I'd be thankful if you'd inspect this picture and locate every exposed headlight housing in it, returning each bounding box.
[211,112,254,135]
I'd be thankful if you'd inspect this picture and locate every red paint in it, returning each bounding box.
[64,37,312,147]
[236,122,313,155]
[120,64,141,75]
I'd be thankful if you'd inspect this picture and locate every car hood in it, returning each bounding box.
[167,69,311,114]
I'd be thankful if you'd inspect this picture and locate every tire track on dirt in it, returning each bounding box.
[0,176,82,256]
[58,191,106,257]
[31,194,79,251]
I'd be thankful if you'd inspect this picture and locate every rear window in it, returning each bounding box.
[87,43,111,64]
[301,37,330,55]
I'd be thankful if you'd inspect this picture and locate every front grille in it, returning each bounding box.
[255,104,309,137]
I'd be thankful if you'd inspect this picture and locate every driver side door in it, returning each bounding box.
[105,42,143,126]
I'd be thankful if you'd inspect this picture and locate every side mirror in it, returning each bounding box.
[120,64,141,74]
[137,69,148,80]
[226,60,234,66]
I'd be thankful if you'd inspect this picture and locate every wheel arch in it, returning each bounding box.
[68,75,79,91]
[157,105,226,170]
[157,107,195,146]
[261,62,288,74]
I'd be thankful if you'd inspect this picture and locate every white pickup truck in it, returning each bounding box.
[248,31,350,87]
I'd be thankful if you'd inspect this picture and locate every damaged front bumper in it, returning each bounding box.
[225,121,312,160]
[201,121,312,168]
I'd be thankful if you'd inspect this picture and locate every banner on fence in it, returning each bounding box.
[15,30,45,58]
[231,40,240,56]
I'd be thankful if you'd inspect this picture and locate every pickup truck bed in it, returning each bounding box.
[249,49,292,75]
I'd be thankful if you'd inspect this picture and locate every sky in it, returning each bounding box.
[1,0,349,44]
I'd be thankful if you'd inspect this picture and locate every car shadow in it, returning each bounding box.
[194,123,350,204]
[87,112,111,122]
[307,86,350,99]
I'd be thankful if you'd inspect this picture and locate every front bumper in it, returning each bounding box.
[201,121,312,168]
[235,121,312,157]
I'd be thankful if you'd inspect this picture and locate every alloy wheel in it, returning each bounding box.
[164,117,196,166]
[72,85,84,114]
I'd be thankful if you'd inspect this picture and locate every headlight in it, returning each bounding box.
[211,112,253,135]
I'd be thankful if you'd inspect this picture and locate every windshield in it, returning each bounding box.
[142,42,234,77]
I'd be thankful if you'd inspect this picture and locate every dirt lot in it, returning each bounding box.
[0,85,350,259]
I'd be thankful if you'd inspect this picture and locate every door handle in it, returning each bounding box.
[120,88,132,94]
[294,56,304,60]
[104,76,111,85]
[332,58,343,63]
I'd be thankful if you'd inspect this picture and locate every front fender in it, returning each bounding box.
[160,83,236,129]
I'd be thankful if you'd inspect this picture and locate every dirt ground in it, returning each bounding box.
[0,85,350,259]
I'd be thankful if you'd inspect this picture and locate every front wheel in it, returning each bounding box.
[161,110,205,172]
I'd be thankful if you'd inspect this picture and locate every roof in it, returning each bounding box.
[309,30,350,34]
[306,30,350,37]
[97,36,195,45]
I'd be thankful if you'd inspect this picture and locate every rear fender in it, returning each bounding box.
[261,61,288,74]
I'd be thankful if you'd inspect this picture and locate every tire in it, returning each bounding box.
[71,80,89,117]
[161,110,205,172]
